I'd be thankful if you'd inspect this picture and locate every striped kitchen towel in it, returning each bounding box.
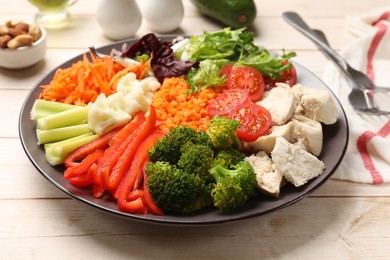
[323,6,390,184]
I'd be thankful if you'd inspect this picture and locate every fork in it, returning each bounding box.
[282,11,390,115]
[282,12,390,92]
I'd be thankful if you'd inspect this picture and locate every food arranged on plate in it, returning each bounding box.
[29,28,338,216]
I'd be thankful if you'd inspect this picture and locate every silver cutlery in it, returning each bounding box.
[282,11,390,115]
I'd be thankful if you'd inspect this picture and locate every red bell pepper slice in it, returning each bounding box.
[96,112,146,188]
[116,128,164,214]
[92,112,147,198]
[118,197,147,214]
[64,126,121,168]
[64,149,104,179]
[101,107,157,193]
[126,189,144,201]
[68,163,97,187]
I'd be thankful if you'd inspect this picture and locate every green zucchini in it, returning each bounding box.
[190,0,257,29]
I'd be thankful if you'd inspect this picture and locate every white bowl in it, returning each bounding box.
[0,25,47,69]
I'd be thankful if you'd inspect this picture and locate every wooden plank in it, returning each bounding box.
[0,90,29,138]
[1,197,390,259]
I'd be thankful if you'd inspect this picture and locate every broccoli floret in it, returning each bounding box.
[213,148,246,169]
[148,126,211,165]
[209,161,258,213]
[178,143,215,183]
[145,161,213,214]
[206,116,241,150]
[196,130,214,148]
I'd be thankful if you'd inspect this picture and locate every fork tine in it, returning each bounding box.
[348,88,372,111]
[349,87,390,115]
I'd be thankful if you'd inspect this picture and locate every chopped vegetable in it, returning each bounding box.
[121,33,199,83]
[212,148,246,169]
[145,161,213,214]
[226,65,265,102]
[148,125,211,165]
[209,161,257,212]
[206,116,241,150]
[96,111,148,195]
[30,99,77,120]
[263,60,297,90]
[229,103,272,141]
[39,50,146,106]
[177,142,215,183]
[239,50,296,80]
[151,77,222,132]
[64,125,122,168]
[142,167,164,215]
[173,28,296,90]
[88,72,161,135]
[44,132,98,166]
[206,88,250,117]
[186,59,230,93]
[36,106,89,130]
[116,130,165,214]
[64,149,105,180]
[36,124,91,145]
[100,107,156,193]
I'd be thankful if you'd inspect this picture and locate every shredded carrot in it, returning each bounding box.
[39,51,148,106]
[151,77,223,132]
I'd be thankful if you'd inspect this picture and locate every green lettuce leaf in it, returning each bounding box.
[186,59,231,93]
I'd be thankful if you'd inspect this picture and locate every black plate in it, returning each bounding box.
[19,37,349,225]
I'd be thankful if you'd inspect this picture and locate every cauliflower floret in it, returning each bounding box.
[88,73,161,135]
[88,93,131,135]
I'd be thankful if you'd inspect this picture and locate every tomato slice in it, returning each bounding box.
[207,88,250,117]
[227,66,265,102]
[219,63,234,79]
[229,103,272,141]
[264,61,297,91]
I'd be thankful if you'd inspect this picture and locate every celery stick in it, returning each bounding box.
[44,132,98,166]
[37,106,90,130]
[36,124,91,145]
[31,99,77,120]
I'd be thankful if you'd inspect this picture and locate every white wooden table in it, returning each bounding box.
[1,0,390,259]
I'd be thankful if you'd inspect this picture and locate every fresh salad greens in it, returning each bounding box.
[173,28,296,92]
[185,59,230,93]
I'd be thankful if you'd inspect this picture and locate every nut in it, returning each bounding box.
[0,24,8,35]
[5,19,24,28]
[7,28,27,37]
[0,34,12,48]
[15,22,30,33]
[28,23,42,42]
[7,34,33,49]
